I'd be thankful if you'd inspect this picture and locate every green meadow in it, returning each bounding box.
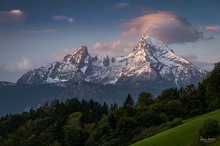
[131,109,220,146]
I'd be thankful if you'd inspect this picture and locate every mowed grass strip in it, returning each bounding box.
[131,109,220,146]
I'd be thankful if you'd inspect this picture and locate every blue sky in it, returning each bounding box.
[0,0,220,82]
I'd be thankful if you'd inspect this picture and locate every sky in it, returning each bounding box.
[0,0,220,82]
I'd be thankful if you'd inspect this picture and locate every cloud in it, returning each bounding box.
[41,29,55,33]
[115,2,129,9]
[0,9,25,23]
[92,40,136,57]
[200,26,220,32]
[26,28,56,34]
[2,56,33,72]
[53,15,74,23]
[121,11,202,44]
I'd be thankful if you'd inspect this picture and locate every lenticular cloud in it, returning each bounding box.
[121,11,202,44]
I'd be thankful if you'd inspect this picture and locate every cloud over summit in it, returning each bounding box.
[121,11,202,44]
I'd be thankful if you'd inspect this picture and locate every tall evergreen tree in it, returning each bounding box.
[123,94,134,116]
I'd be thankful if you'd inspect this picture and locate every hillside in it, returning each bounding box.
[131,109,220,146]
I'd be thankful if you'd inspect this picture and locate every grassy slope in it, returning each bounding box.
[131,109,220,146]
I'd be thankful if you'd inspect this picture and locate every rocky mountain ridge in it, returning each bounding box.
[17,34,207,88]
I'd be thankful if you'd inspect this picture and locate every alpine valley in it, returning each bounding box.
[0,35,207,116]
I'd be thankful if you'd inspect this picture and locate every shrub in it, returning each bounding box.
[169,118,183,128]
[199,119,219,138]
[131,123,168,143]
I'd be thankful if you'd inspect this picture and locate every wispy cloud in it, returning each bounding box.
[0,9,25,23]
[200,26,220,32]
[2,56,33,72]
[115,2,129,9]
[53,15,74,23]
[26,28,56,34]
[121,11,202,44]
[92,40,136,57]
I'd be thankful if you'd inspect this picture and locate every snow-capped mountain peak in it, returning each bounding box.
[145,34,168,49]
[17,35,207,89]
[64,46,90,64]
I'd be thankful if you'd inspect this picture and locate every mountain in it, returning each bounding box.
[0,81,14,87]
[117,35,206,87]
[16,46,128,85]
[17,34,207,89]
[0,83,63,116]
[0,35,208,116]
[0,81,144,116]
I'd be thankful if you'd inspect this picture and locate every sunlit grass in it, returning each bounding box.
[131,109,220,146]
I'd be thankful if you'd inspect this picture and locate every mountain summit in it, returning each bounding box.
[17,35,207,89]
[118,34,206,87]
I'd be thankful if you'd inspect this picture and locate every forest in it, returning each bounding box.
[0,62,220,146]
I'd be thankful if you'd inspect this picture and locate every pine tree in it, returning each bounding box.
[123,94,134,116]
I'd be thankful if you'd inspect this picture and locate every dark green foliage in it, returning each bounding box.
[123,94,135,116]
[136,92,153,111]
[205,62,220,110]
[135,111,165,128]
[0,98,108,146]
[169,118,183,128]
[86,116,111,145]
[64,127,84,146]
[116,116,136,137]
[157,88,179,101]
[199,119,219,138]
[166,100,183,120]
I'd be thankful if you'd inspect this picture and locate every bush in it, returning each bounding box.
[199,119,219,138]
[131,123,168,143]
[169,118,183,128]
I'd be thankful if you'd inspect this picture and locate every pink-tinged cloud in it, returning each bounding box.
[3,56,33,72]
[115,2,129,9]
[53,15,74,23]
[92,40,136,57]
[200,26,220,32]
[0,9,25,23]
[121,11,202,44]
